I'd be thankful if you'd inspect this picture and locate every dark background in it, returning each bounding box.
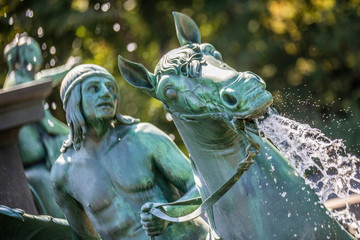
[1,0,359,154]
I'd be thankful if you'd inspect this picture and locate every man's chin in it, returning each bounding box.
[99,114,116,121]
[92,112,116,123]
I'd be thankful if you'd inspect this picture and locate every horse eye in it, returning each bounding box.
[165,88,177,100]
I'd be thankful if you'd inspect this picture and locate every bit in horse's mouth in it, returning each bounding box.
[226,107,271,132]
[232,99,273,120]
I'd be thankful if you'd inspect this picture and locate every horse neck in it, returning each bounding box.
[172,115,240,147]
[172,115,248,174]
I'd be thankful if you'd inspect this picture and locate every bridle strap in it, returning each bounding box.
[149,124,260,227]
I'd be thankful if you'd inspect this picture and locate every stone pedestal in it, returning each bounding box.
[0,80,52,214]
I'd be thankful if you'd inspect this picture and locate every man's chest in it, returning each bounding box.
[67,148,156,205]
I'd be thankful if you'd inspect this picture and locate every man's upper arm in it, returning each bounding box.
[140,124,195,193]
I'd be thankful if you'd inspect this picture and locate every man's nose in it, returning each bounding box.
[99,84,111,98]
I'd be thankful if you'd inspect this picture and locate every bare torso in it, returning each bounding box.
[55,123,208,240]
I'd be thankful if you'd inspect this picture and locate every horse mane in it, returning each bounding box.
[154,43,206,82]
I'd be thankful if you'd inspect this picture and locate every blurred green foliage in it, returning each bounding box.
[0,0,359,153]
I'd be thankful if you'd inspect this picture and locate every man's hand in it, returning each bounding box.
[140,202,169,237]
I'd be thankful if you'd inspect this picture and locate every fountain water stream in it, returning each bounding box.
[257,110,360,237]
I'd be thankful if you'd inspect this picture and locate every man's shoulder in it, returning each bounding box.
[51,151,76,185]
[117,122,168,140]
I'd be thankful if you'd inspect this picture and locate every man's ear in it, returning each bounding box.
[118,55,158,99]
[173,12,201,46]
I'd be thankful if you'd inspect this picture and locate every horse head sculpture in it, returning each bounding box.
[119,13,272,131]
[119,12,354,240]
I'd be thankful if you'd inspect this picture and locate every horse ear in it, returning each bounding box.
[118,55,158,99]
[173,12,201,46]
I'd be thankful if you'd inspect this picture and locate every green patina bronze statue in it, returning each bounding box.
[50,64,209,240]
[3,33,80,218]
[118,12,355,239]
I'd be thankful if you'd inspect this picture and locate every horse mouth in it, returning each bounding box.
[232,90,274,120]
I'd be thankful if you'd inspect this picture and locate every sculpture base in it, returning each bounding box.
[0,80,53,214]
[0,142,38,214]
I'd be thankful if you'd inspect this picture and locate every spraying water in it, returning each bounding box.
[257,109,360,237]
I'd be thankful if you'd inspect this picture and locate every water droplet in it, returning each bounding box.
[166,113,173,121]
[127,42,137,52]
[288,212,291,217]
[44,102,49,110]
[51,102,57,110]
[8,17,14,25]
[168,134,175,141]
[50,46,56,54]
[26,63,33,71]
[281,192,287,197]
[270,165,275,172]
[42,42,47,50]
[94,3,100,10]
[26,9,34,18]
[101,2,110,12]
[50,59,56,66]
[37,27,44,38]
[113,23,120,32]
[48,119,54,127]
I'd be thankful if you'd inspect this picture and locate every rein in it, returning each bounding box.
[148,120,260,239]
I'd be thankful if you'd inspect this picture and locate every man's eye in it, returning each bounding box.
[107,85,115,92]
[89,85,99,92]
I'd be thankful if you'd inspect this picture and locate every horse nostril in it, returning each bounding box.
[220,89,238,108]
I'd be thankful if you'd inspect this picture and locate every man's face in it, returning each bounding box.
[81,76,118,123]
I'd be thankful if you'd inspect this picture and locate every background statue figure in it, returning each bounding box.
[3,33,80,217]
[51,64,209,240]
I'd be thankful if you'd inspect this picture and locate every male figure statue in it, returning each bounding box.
[51,64,209,239]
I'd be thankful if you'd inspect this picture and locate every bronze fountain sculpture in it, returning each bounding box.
[51,64,209,240]
[1,12,358,240]
[118,12,356,239]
